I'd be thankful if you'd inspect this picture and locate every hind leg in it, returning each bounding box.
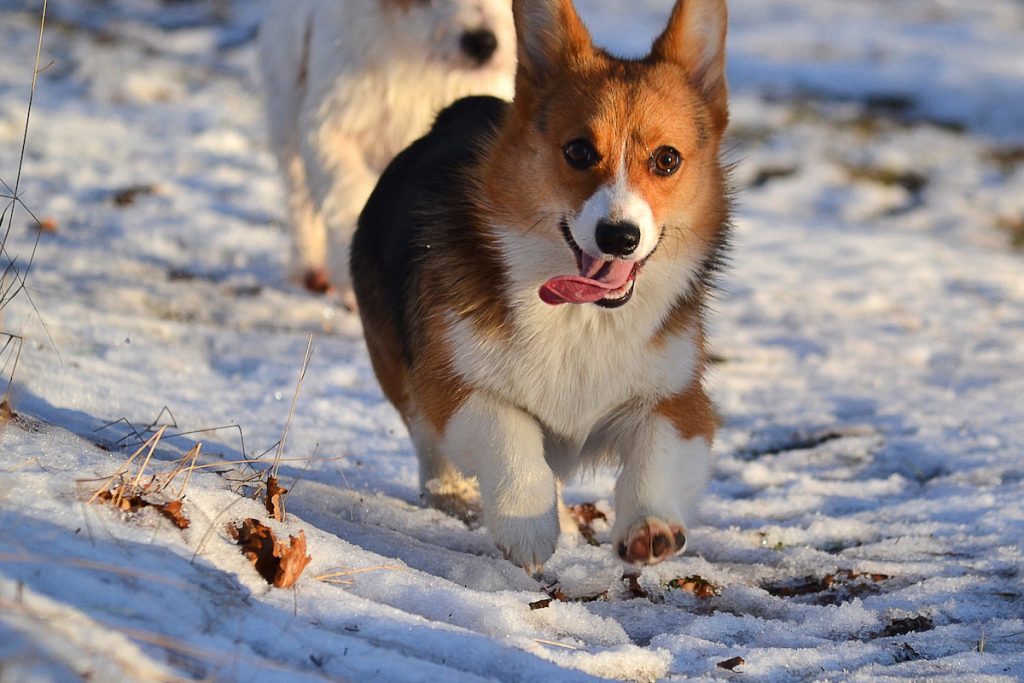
[409,417,480,524]
[283,152,331,292]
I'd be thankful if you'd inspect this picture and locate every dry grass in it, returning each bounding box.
[313,564,408,586]
[271,333,315,478]
[2,0,53,418]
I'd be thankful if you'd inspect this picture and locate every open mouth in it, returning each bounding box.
[537,219,642,308]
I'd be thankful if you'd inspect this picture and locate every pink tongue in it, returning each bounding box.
[539,254,635,305]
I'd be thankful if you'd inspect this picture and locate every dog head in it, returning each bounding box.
[386,0,516,73]
[481,0,729,309]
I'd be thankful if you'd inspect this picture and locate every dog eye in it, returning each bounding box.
[563,139,599,170]
[651,146,682,176]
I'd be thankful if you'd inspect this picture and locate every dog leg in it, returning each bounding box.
[612,417,713,565]
[298,118,379,304]
[283,153,331,292]
[441,393,560,572]
[410,417,481,525]
[555,481,580,536]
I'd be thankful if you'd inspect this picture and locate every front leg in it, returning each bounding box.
[612,387,715,566]
[441,393,560,572]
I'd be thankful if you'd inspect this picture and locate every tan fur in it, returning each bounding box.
[656,377,718,444]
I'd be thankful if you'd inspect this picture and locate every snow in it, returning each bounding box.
[1,0,1023,681]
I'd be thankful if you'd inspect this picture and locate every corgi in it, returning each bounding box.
[352,0,730,571]
[258,0,516,302]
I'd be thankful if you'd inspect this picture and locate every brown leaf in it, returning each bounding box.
[273,530,312,588]
[96,488,148,513]
[622,572,648,599]
[0,399,15,424]
[229,518,311,588]
[668,575,721,598]
[878,615,934,638]
[230,518,279,584]
[568,502,607,547]
[529,598,553,610]
[763,570,890,600]
[717,656,745,671]
[113,184,156,206]
[540,583,608,605]
[156,500,190,529]
[265,475,288,522]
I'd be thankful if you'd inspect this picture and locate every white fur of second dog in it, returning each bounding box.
[258,0,516,300]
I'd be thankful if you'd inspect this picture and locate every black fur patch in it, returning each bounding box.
[352,96,509,364]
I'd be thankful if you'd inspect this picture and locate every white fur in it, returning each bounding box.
[441,393,561,571]
[448,231,701,447]
[571,152,660,262]
[612,424,712,543]
[259,0,515,297]
[440,221,708,565]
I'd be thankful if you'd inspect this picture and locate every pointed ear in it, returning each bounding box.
[512,0,592,94]
[651,0,728,126]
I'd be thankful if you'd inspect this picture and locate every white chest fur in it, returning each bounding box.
[445,234,702,445]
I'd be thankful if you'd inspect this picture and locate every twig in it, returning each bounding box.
[130,425,167,488]
[532,638,580,651]
[85,430,163,505]
[313,565,408,584]
[272,334,314,477]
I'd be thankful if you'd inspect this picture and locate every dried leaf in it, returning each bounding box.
[668,575,721,598]
[762,569,889,602]
[230,518,311,588]
[622,572,648,599]
[96,488,147,513]
[113,184,156,206]
[265,475,288,522]
[0,400,15,424]
[529,598,553,610]
[568,502,607,546]
[95,487,191,530]
[717,656,745,671]
[156,500,190,529]
[230,518,278,584]
[878,615,934,638]
[273,530,312,588]
[533,582,609,608]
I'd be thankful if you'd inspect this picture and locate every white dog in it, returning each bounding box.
[258,0,516,302]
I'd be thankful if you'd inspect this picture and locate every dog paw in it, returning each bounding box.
[489,511,560,574]
[301,268,332,294]
[615,517,686,566]
[424,474,481,527]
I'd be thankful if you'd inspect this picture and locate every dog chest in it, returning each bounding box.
[444,302,700,441]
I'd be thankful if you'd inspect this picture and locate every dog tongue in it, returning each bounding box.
[539,254,635,305]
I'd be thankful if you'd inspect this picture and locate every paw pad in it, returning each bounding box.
[617,519,686,565]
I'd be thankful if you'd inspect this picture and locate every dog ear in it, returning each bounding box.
[512,0,592,93]
[650,0,728,129]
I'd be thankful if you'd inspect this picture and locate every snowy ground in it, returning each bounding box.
[1,0,1023,681]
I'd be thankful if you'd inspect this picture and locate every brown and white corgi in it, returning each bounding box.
[259,0,516,302]
[352,0,730,571]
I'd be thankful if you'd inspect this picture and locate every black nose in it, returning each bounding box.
[460,28,498,65]
[595,219,641,257]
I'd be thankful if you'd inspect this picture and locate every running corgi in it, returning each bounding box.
[353,0,730,571]
[259,0,516,301]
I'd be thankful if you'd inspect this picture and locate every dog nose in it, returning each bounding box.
[595,219,641,257]
[460,28,498,65]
